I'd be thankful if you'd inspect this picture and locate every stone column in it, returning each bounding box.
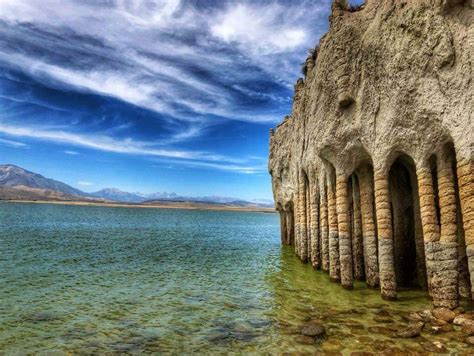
[456,158,473,300]
[279,210,288,244]
[374,169,397,300]
[351,176,365,280]
[327,174,340,281]
[299,178,308,262]
[294,194,301,258]
[336,173,353,288]
[320,181,330,272]
[359,169,379,288]
[310,182,320,268]
[306,181,312,263]
[436,151,459,309]
[417,164,441,301]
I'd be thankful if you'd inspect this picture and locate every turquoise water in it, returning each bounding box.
[0,202,470,353]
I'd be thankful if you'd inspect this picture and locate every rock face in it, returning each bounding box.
[269,0,473,308]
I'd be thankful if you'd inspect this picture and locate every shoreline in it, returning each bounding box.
[1,199,276,213]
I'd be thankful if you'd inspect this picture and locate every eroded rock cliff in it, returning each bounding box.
[269,0,473,308]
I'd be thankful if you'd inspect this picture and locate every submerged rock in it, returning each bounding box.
[300,323,325,337]
[396,321,423,338]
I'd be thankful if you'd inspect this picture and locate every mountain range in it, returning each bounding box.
[0,164,274,208]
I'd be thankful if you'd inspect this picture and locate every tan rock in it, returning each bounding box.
[432,308,456,323]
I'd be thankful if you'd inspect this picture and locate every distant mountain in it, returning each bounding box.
[0,164,274,208]
[0,164,85,197]
[146,191,178,200]
[91,188,146,203]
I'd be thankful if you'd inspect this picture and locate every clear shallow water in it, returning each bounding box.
[0,202,470,354]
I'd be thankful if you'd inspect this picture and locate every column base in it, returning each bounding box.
[381,293,398,301]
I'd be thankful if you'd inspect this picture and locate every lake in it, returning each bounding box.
[0,202,470,353]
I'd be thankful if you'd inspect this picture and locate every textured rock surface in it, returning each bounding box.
[269,0,473,307]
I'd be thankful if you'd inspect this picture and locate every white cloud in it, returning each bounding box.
[210,3,307,55]
[78,181,93,186]
[64,150,79,155]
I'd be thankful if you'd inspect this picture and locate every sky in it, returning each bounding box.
[0,0,361,200]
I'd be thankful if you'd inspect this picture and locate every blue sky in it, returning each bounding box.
[0,0,359,200]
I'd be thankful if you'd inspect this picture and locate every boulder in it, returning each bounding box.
[432,308,456,323]
[453,313,474,326]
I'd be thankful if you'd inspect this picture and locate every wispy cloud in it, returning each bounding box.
[0,137,27,148]
[0,0,330,126]
[64,150,79,155]
[0,123,265,173]
[77,181,93,186]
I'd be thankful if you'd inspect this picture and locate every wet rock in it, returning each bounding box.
[294,335,315,345]
[405,312,423,323]
[429,317,448,326]
[453,313,474,326]
[461,322,474,336]
[300,323,325,337]
[432,308,456,323]
[422,341,447,353]
[453,306,464,315]
[465,336,474,345]
[396,321,423,338]
[419,309,433,323]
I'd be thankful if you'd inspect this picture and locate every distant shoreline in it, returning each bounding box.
[1,199,277,213]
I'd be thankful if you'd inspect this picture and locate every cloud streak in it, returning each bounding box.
[0,123,265,173]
